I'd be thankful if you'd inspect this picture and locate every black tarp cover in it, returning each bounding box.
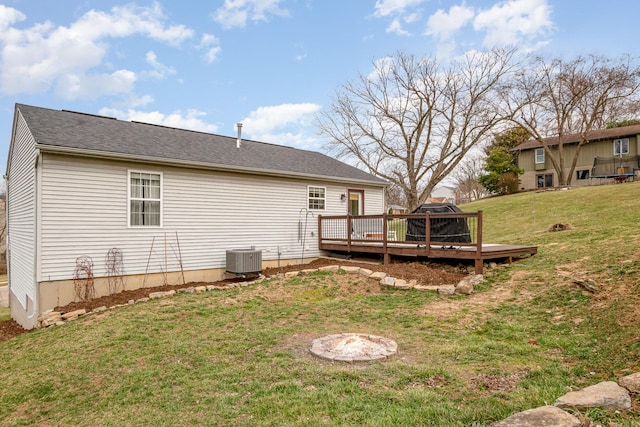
[406,203,472,243]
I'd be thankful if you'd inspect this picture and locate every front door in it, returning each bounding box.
[348,190,364,215]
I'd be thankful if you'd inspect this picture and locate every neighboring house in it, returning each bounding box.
[386,204,408,214]
[426,197,451,204]
[429,186,457,205]
[514,125,640,190]
[6,104,387,329]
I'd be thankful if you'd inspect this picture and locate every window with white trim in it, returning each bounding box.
[535,148,545,164]
[129,171,162,227]
[308,186,326,210]
[613,138,629,156]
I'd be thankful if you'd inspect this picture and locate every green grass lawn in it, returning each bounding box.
[1,182,640,426]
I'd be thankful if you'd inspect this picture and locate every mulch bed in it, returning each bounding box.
[0,257,468,343]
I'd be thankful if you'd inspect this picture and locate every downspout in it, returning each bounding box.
[28,149,41,321]
[3,173,8,309]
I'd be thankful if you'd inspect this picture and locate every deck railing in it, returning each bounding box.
[318,211,482,259]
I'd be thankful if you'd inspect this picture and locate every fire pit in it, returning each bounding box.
[310,333,397,362]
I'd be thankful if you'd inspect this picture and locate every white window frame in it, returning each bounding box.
[613,138,629,156]
[534,148,545,164]
[128,170,163,228]
[307,186,326,211]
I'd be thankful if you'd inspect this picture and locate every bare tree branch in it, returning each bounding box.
[316,48,518,210]
[507,54,640,186]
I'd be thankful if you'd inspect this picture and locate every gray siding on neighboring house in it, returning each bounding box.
[516,127,640,190]
[6,111,38,312]
[38,153,385,281]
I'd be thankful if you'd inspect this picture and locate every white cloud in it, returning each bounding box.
[386,18,410,36]
[374,0,425,35]
[367,56,395,80]
[242,103,320,133]
[213,0,289,30]
[425,5,475,40]
[56,69,137,100]
[473,0,553,48]
[239,103,322,149]
[0,5,26,30]
[99,107,219,133]
[374,0,426,18]
[199,33,222,63]
[145,51,176,79]
[0,2,194,96]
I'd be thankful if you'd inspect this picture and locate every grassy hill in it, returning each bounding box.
[463,182,640,370]
[0,182,639,426]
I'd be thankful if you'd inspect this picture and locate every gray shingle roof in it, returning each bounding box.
[514,124,640,151]
[16,103,386,186]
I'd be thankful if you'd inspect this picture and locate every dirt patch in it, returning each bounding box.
[0,257,466,343]
[263,257,467,287]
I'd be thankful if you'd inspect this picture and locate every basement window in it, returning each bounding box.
[308,186,326,210]
[576,170,590,180]
[129,171,162,227]
[536,173,553,188]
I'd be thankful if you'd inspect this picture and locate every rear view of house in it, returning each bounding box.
[515,125,640,190]
[6,104,387,329]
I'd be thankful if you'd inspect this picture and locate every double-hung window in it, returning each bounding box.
[534,148,545,164]
[308,186,326,210]
[129,171,162,227]
[613,138,629,156]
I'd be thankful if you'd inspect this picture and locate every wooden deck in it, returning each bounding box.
[318,211,537,274]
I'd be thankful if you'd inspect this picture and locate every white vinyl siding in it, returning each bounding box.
[38,154,386,281]
[6,112,38,310]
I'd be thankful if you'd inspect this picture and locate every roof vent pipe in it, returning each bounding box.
[236,123,243,148]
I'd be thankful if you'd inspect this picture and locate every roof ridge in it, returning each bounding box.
[61,109,117,120]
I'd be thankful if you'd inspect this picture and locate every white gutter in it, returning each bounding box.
[35,144,388,188]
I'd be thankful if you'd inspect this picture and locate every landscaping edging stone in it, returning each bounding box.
[37,265,479,328]
[36,275,268,328]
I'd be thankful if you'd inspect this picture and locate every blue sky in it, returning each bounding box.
[1,0,639,172]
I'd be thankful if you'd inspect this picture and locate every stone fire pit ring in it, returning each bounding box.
[310,333,397,362]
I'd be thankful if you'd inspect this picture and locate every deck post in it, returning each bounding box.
[382,213,388,260]
[425,212,431,256]
[475,211,483,274]
[474,259,483,274]
[346,214,351,252]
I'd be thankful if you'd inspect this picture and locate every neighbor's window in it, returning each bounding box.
[576,170,590,180]
[613,138,629,156]
[129,171,162,227]
[536,173,553,188]
[308,186,326,210]
[535,148,545,164]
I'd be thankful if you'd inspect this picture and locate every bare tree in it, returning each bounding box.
[384,184,406,209]
[453,155,485,203]
[316,49,517,211]
[507,54,640,186]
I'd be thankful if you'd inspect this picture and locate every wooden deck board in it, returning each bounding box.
[318,211,537,274]
[320,241,536,259]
